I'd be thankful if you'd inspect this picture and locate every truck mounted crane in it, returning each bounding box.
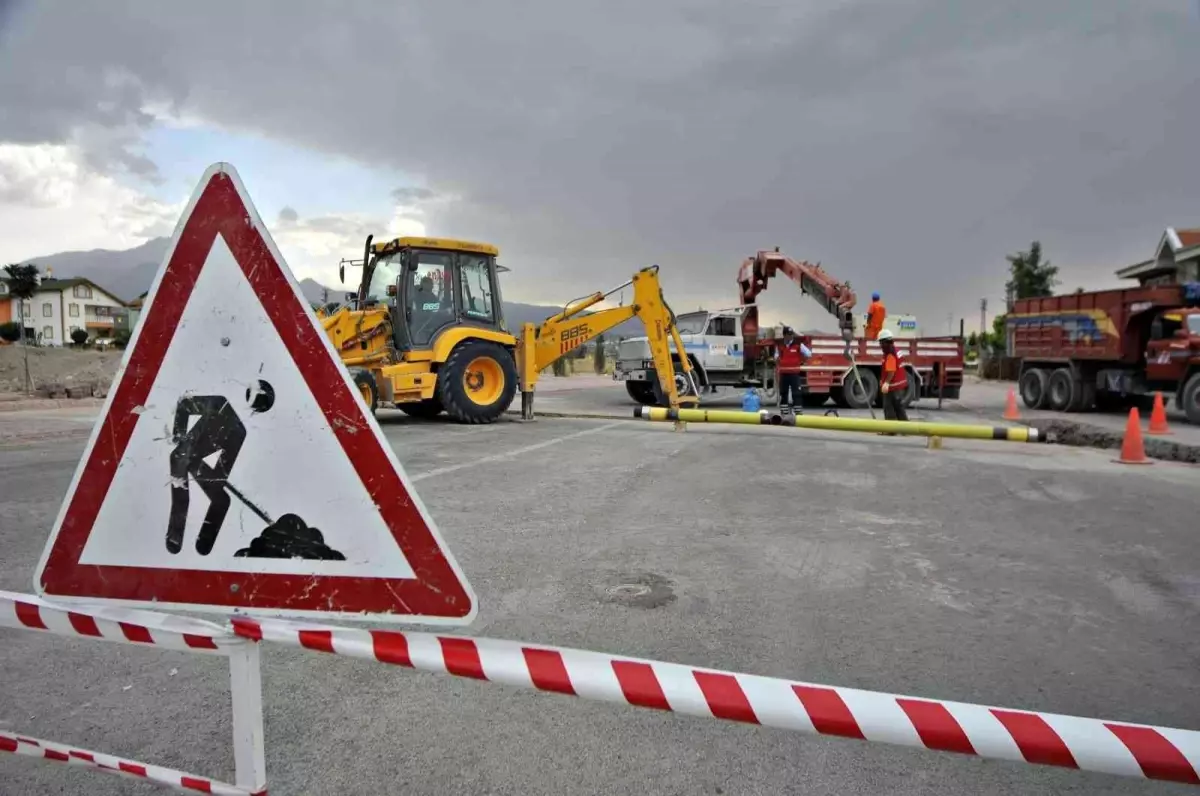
[735,246,857,346]
[614,246,965,410]
[319,235,699,424]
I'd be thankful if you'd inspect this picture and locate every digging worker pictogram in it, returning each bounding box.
[166,381,275,555]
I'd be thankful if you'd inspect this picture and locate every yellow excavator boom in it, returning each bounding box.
[515,265,698,420]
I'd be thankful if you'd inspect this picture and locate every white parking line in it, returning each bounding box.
[409,420,628,482]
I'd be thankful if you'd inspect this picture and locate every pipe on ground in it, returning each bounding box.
[634,406,1043,443]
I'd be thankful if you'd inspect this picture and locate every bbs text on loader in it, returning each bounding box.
[318,235,700,423]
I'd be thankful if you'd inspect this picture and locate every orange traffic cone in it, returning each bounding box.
[1003,386,1021,421]
[1148,392,1171,436]
[1114,407,1152,465]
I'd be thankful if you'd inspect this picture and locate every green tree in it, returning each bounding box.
[592,334,606,374]
[0,322,20,342]
[70,328,89,346]
[988,313,1008,354]
[3,263,40,394]
[1004,241,1059,300]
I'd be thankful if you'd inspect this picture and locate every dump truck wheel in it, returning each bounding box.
[625,381,656,405]
[1046,368,1074,411]
[351,369,378,415]
[1182,372,1200,425]
[439,340,518,424]
[400,397,443,419]
[1019,368,1049,409]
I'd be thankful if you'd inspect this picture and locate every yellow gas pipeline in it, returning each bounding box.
[633,407,1044,443]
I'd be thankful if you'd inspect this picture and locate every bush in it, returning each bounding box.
[113,329,133,350]
[70,328,89,346]
[0,322,20,342]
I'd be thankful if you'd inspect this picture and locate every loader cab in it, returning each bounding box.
[358,236,507,352]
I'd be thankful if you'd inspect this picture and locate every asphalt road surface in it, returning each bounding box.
[2,403,1199,795]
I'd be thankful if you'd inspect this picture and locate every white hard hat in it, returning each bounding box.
[876,329,894,341]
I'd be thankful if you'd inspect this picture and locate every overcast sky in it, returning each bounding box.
[1,0,1197,331]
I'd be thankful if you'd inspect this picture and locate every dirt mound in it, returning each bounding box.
[1033,418,1200,464]
[0,345,122,395]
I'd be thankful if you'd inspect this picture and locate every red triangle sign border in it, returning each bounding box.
[32,162,477,626]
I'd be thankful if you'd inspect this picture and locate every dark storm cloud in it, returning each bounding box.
[0,0,1196,327]
[392,187,435,204]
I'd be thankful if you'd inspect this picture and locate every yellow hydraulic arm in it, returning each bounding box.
[515,265,699,420]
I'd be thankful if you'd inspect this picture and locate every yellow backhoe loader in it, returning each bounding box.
[319,235,699,424]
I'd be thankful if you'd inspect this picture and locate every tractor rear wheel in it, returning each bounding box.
[438,340,518,424]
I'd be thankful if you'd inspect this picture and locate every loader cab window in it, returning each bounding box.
[458,254,496,323]
[407,250,455,347]
[365,252,403,306]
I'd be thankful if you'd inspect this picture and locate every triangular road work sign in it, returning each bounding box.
[33,163,476,626]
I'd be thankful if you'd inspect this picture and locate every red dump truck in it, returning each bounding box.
[1007,282,1200,423]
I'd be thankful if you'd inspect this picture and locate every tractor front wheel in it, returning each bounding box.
[439,340,518,424]
[400,396,444,419]
[351,369,378,415]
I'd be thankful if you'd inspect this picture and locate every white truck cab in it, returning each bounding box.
[614,307,757,404]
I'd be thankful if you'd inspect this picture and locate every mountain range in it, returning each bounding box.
[21,237,653,337]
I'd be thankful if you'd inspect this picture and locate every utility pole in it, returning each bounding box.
[978,298,988,362]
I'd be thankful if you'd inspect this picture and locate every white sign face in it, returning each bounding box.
[79,234,414,579]
[34,163,476,625]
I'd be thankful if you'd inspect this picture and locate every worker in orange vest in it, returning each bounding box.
[865,292,886,341]
[878,328,909,423]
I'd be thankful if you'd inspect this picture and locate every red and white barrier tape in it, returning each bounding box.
[0,591,238,655]
[234,616,1200,787]
[0,731,260,794]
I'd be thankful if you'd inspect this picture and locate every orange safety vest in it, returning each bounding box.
[865,301,886,340]
[882,350,908,390]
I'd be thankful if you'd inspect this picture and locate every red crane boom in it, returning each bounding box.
[736,248,858,348]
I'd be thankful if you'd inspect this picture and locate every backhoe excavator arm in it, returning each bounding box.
[515,265,699,420]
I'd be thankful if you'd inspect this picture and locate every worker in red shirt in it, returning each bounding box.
[775,326,812,415]
[877,328,909,422]
[865,292,886,341]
